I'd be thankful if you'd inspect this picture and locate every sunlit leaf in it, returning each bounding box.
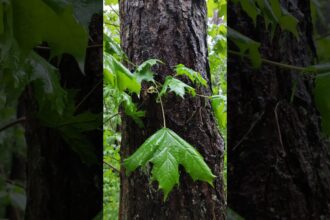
[107,54,141,95]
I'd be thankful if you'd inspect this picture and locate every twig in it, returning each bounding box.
[108,4,120,17]
[315,31,330,41]
[274,101,286,157]
[103,160,120,173]
[0,175,25,189]
[75,80,102,113]
[0,117,26,133]
[107,155,120,162]
[35,44,103,50]
[103,112,121,125]
[229,50,306,72]
[105,22,120,28]
[153,83,167,128]
[196,94,211,99]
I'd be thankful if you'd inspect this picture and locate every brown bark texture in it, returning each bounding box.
[119,1,226,220]
[23,15,103,220]
[228,0,330,219]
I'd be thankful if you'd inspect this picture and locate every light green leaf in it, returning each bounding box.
[124,128,216,200]
[159,76,196,98]
[121,92,145,128]
[175,64,207,86]
[211,96,227,130]
[107,54,141,95]
[104,68,115,86]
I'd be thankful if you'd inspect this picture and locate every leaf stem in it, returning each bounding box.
[228,50,306,72]
[0,117,26,133]
[103,160,120,173]
[196,94,211,98]
[158,93,167,128]
[75,80,102,113]
[153,82,166,128]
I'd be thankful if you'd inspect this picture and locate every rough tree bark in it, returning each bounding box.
[119,1,226,219]
[23,15,103,220]
[228,0,330,219]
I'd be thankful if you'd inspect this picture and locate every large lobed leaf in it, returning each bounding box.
[124,128,216,200]
[12,0,88,64]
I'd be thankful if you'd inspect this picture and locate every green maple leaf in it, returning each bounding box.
[175,64,207,86]
[134,59,162,83]
[12,0,88,64]
[106,54,141,95]
[124,128,216,200]
[159,76,196,98]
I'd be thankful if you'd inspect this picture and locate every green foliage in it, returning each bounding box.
[135,59,162,83]
[0,183,26,212]
[12,0,88,64]
[0,0,100,216]
[232,0,299,38]
[103,2,122,218]
[228,27,261,67]
[103,129,120,220]
[159,76,196,98]
[106,54,141,95]
[124,128,216,200]
[211,95,227,131]
[175,64,207,86]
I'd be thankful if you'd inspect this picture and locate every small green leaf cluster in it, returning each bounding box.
[106,38,217,200]
[230,0,299,67]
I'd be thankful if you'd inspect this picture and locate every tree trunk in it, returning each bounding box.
[23,15,102,220]
[228,0,330,219]
[119,1,226,219]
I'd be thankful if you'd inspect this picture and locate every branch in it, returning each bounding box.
[0,117,26,133]
[35,44,102,50]
[75,80,102,113]
[103,160,120,173]
[315,31,330,41]
[229,50,306,72]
